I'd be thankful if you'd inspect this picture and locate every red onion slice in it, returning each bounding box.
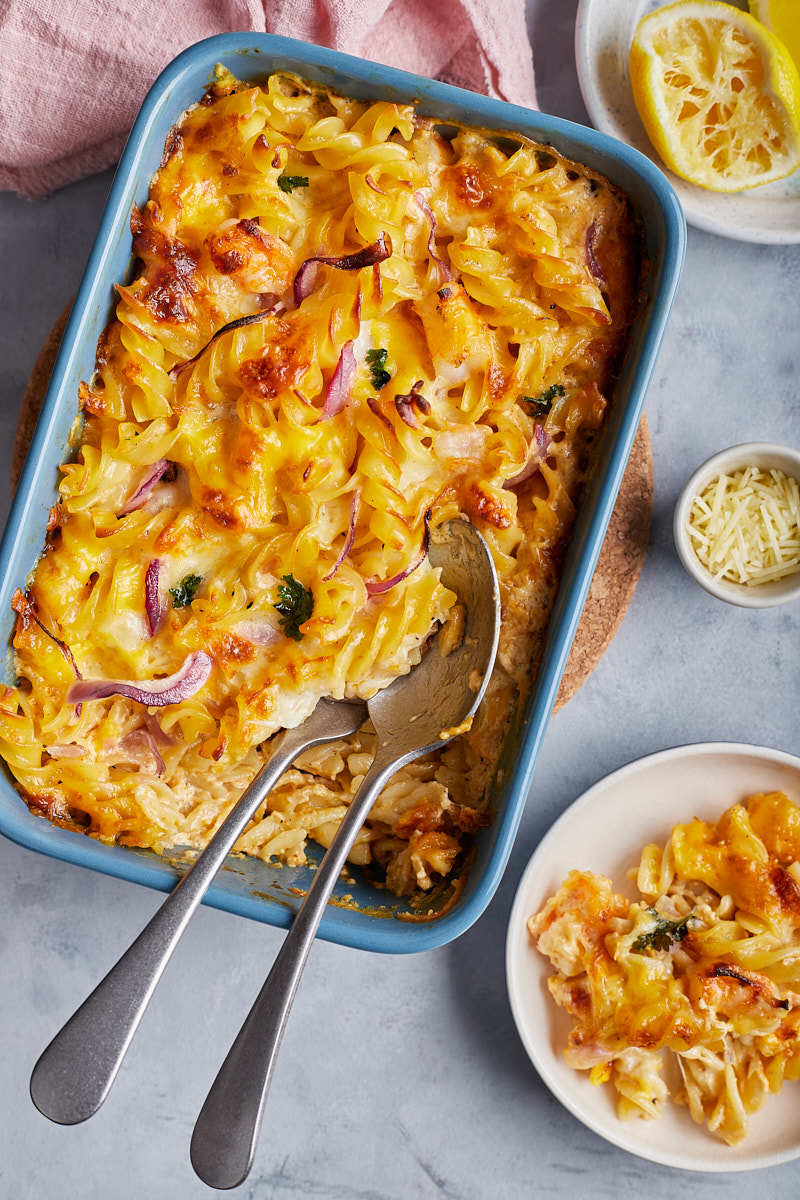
[118,460,170,516]
[118,729,166,776]
[143,711,177,747]
[293,233,392,306]
[45,743,85,759]
[144,559,164,636]
[295,260,322,307]
[365,509,432,595]
[41,622,81,679]
[323,493,360,581]
[321,341,357,420]
[367,395,392,429]
[66,650,213,708]
[168,307,277,381]
[15,591,82,681]
[415,192,453,284]
[503,424,551,490]
[586,222,606,285]
[394,381,431,430]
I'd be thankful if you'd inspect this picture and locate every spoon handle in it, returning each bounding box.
[190,751,397,1191]
[30,699,364,1127]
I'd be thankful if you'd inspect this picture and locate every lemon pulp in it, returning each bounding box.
[630,0,800,191]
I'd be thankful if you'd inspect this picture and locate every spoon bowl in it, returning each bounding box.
[368,517,501,761]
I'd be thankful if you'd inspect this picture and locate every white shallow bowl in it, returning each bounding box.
[575,0,800,244]
[673,442,800,608]
[506,742,800,1173]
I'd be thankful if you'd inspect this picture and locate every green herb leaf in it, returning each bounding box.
[632,909,697,954]
[520,383,565,418]
[366,347,392,391]
[273,574,314,642]
[277,173,309,194]
[169,574,203,609]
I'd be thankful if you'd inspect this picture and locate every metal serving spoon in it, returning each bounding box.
[29,695,368,1126]
[190,518,500,1190]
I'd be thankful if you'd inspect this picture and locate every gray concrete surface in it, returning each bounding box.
[0,2,798,1196]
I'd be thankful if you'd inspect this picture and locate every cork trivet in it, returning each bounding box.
[554,416,652,711]
[14,302,653,710]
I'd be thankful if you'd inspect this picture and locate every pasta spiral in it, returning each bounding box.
[0,68,642,903]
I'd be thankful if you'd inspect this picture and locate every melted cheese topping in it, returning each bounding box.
[530,791,800,1144]
[688,466,800,585]
[0,68,642,901]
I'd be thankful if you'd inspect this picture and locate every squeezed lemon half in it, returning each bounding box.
[630,0,800,191]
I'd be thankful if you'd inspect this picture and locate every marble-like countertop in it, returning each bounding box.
[1,3,798,1196]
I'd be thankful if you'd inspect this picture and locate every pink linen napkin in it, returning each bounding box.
[0,0,537,201]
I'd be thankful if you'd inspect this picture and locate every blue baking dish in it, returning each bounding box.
[0,33,685,953]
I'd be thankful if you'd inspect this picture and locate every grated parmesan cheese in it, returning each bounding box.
[687,466,800,585]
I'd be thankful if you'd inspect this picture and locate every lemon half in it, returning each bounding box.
[749,0,800,75]
[630,0,800,191]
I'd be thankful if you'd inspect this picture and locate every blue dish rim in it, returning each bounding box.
[0,33,686,953]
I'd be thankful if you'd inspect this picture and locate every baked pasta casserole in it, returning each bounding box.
[530,791,800,1144]
[0,68,643,902]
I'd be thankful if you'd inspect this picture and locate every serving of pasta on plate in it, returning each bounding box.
[530,790,800,1146]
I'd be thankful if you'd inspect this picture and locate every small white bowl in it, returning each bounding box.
[673,442,800,608]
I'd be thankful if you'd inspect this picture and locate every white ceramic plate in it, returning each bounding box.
[575,0,800,243]
[506,742,800,1172]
